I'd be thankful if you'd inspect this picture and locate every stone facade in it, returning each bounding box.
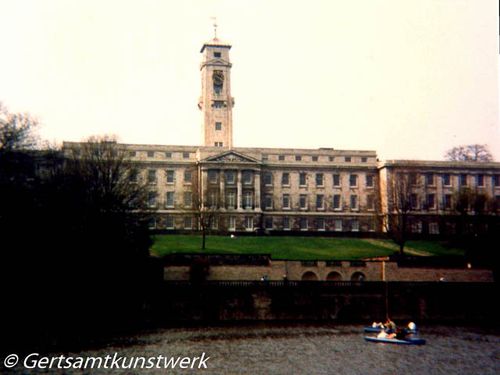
[62,36,500,234]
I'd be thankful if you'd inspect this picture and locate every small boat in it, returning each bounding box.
[364,326,417,334]
[364,336,426,345]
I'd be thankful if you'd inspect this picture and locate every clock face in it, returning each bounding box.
[213,71,224,85]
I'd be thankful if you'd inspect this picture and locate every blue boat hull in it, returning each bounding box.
[364,336,426,345]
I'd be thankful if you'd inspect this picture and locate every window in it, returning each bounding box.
[183,192,192,208]
[345,156,351,162]
[129,169,138,183]
[148,169,157,184]
[316,173,324,187]
[429,222,439,234]
[349,174,358,187]
[148,192,157,207]
[476,174,484,187]
[245,217,254,230]
[299,172,307,186]
[299,194,308,209]
[262,154,269,161]
[165,152,172,159]
[166,170,175,184]
[279,155,285,161]
[299,218,308,231]
[350,195,358,210]
[215,122,222,130]
[226,191,236,209]
[460,174,467,186]
[208,170,218,183]
[312,156,318,162]
[208,191,218,207]
[282,194,290,209]
[264,195,273,209]
[411,221,422,233]
[329,156,334,162]
[283,217,290,230]
[165,216,174,229]
[228,216,236,231]
[444,194,452,209]
[424,173,434,186]
[316,218,325,231]
[129,151,136,157]
[442,174,451,186]
[316,194,324,210]
[426,194,435,210]
[214,142,223,147]
[366,174,374,187]
[148,218,156,229]
[213,100,225,108]
[351,220,359,232]
[214,52,221,58]
[295,155,302,161]
[333,174,340,187]
[225,170,236,184]
[263,172,273,185]
[166,192,175,208]
[242,170,253,184]
[210,217,218,230]
[410,193,419,210]
[184,170,192,183]
[264,217,273,229]
[281,172,290,186]
[243,191,253,208]
[361,157,368,163]
[147,151,154,158]
[334,219,342,232]
[184,217,192,230]
[494,175,500,187]
[333,194,341,210]
[410,173,418,185]
[367,194,375,210]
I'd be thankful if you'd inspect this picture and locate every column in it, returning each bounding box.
[237,170,242,210]
[254,171,261,211]
[201,168,208,209]
[219,170,225,210]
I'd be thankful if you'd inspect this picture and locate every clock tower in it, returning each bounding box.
[198,36,234,149]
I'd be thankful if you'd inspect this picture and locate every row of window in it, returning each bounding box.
[262,155,371,163]
[264,193,374,211]
[149,216,372,232]
[405,172,500,188]
[262,172,375,188]
[406,193,500,211]
[129,151,193,159]
[135,169,193,184]
[148,191,192,208]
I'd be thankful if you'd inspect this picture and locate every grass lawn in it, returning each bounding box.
[151,235,466,260]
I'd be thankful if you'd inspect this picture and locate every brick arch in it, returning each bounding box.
[301,271,319,281]
[326,271,343,281]
[351,271,366,281]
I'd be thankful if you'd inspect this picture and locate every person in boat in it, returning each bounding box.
[407,322,417,332]
[385,318,397,333]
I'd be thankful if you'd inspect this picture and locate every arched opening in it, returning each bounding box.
[301,271,319,281]
[351,272,366,282]
[326,271,342,281]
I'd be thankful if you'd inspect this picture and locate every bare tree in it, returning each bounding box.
[444,144,493,162]
[0,102,39,152]
[383,171,418,255]
[191,167,221,250]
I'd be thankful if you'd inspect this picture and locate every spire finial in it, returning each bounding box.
[211,17,218,40]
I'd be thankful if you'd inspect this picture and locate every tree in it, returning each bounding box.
[0,102,39,152]
[191,166,220,250]
[383,171,418,255]
[444,144,493,162]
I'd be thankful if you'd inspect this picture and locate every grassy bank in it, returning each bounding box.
[151,235,465,260]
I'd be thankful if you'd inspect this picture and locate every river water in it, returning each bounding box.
[7,324,499,374]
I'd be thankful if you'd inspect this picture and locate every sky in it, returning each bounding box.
[0,0,499,161]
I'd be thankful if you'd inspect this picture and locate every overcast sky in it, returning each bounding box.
[1,0,498,161]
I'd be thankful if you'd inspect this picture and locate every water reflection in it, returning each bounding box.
[8,324,500,374]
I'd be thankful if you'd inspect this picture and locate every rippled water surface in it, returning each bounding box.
[9,324,500,374]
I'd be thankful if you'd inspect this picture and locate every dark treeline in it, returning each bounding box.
[0,104,157,354]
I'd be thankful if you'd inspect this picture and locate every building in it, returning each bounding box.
[63,35,500,235]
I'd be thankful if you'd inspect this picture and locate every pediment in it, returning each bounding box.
[203,151,260,164]
[202,58,232,67]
